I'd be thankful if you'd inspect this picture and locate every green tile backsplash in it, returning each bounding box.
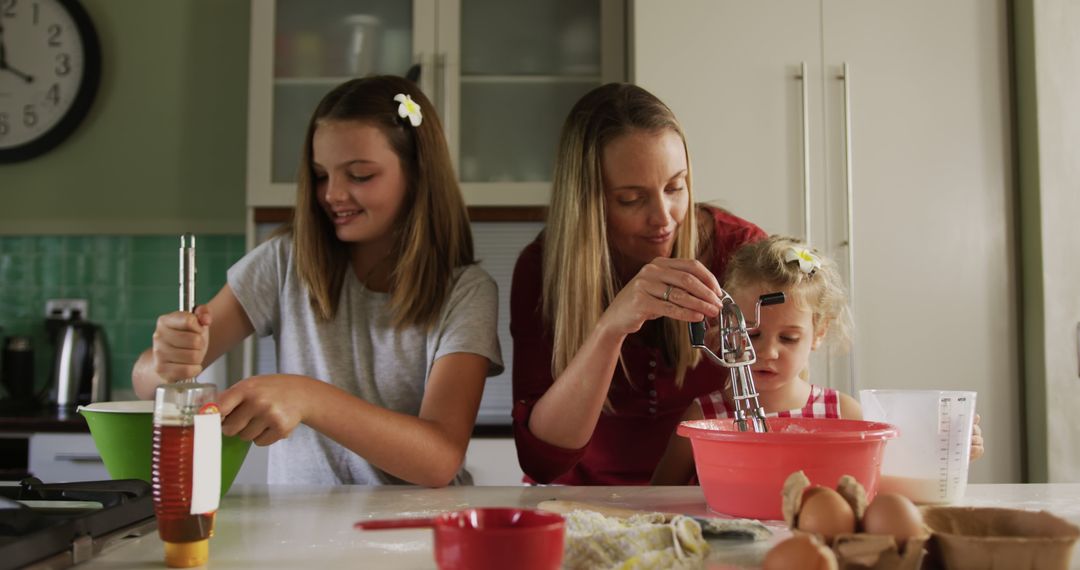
[0,235,246,398]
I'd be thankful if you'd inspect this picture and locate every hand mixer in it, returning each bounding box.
[688,292,785,432]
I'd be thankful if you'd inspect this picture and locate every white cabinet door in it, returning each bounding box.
[820,0,1018,484]
[632,0,1018,483]
[465,438,523,485]
[29,433,109,483]
[631,0,826,241]
[631,0,832,381]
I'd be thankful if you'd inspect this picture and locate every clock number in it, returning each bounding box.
[0,113,8,137]
[1,0,15,18]
[47,83,59,105]
[56,53,70,75]
[48,23,61,46]
[23,105,36,127]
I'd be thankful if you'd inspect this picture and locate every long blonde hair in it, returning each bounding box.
[544,83,701,387]
[293,75,474,329]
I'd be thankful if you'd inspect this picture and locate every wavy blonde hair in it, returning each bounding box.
[544,83,702,387]
[292,75,474,329]
[724,235,853,350]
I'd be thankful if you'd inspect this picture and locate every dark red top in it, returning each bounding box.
[510,206,766,485]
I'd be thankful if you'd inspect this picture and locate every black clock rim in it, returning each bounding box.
[0,0,102,164]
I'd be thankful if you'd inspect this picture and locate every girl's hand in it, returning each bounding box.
[218,375,315,446]
[969,413,984,462]
[600,257,724,337]
[151,306,212,382]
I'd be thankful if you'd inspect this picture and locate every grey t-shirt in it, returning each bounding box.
[227,235,503,485]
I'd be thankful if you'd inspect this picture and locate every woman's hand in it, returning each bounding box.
[599,257,724,337]
[969,413,984,462]
[151,306,212,382]
[217,375,315,446]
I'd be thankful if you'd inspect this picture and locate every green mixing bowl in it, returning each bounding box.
[78,400,252,497]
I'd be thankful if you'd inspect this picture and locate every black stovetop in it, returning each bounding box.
[0,478,155,570]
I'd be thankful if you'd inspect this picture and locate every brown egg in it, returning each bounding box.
[795,486,857,540]
[861,493,928,547]
[762,533,838,570]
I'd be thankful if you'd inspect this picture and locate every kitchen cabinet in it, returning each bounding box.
[464,437,523,485]
[246,0,625,208]
[631,0,1018,485]
[28,433,108,483]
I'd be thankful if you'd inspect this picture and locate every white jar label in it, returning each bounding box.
[191,407,222,514]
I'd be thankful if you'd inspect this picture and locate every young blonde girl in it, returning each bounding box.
[133,76,502,487]
[653,236,983,484]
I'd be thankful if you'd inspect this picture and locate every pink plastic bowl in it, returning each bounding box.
[678,417,898,520]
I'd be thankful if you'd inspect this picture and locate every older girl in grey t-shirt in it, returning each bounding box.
[133,76,502,486]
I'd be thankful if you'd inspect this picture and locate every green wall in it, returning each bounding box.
[0,235,246,397]
[0,0,250,234]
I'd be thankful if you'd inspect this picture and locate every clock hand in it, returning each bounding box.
[0,21,34,84]
[1,62,34,84]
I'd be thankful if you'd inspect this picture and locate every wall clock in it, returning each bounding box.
[0,0,101,163]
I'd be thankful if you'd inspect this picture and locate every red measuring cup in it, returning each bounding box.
[356,507,564,570]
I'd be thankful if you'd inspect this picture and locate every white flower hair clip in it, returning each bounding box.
[394,93,422,127]
[784,246,821,277]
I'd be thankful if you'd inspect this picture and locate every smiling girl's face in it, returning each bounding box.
[313,120,407,250]
[601,128,690,276]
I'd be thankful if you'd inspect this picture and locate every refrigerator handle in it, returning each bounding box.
[797,62,812,242]
[839,62,856,393]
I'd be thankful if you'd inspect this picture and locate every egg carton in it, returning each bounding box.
[775,470,1080,570]
[830,533,926,570]
[920,506,1079,570]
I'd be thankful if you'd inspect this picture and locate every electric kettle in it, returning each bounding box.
[46,309,109,410]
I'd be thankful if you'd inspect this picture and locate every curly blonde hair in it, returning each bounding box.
[724,235,852,350]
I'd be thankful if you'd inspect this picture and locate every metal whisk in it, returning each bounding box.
[688,292,785,432]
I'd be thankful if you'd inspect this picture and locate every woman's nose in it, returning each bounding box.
[647,198,673,227]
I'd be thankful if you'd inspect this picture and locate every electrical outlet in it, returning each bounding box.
[45,298,89,320]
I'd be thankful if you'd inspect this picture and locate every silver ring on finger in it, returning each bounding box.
[662,284,675,302]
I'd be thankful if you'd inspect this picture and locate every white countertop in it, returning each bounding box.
[81,483,1080,569]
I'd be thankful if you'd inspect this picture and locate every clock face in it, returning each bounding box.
[0,0,100,162]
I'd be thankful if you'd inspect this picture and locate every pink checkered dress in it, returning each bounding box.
[697,384,842,419]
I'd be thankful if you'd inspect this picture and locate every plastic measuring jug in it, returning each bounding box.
[859,389,976,504]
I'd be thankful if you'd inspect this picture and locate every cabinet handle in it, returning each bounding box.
[438,52,453,140]
[1076,322,1079,379]
[53,453,104,464]
[415,52,435,102]
[839,61,856,392]
[797,61,811,242]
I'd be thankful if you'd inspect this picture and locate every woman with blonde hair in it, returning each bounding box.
[134,76,502,487]
[510,83,764,484]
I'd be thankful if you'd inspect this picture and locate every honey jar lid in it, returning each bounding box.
[163,539,209,568]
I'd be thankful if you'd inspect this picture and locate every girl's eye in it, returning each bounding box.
[665,186,685,194]
[781,336,800,343]
[748,332,761,340]
[349,174,374,183]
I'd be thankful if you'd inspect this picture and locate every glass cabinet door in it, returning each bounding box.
[447,0,624,204]
[272,0,416,184]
